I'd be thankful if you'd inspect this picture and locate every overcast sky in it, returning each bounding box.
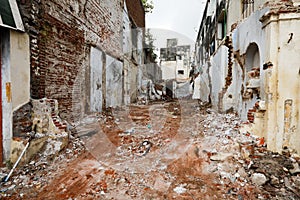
[146,0,206,42]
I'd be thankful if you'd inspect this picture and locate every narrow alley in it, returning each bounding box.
[1,0,300,199]
[1,99,299,199]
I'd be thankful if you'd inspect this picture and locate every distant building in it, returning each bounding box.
[195,0,300,153]
[160,39,191,82]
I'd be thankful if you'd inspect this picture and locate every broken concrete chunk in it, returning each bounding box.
[251,173,267,186]
[210,152,233,161]
[289,163,300,175]
[270,175,280,186]
[173,184,187,194]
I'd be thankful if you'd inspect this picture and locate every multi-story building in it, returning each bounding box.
[195,0,300,153]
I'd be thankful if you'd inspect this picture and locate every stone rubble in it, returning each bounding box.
[0,100,299,199]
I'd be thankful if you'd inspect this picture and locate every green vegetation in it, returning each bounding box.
[141,0,154,13]
[145,29,157,62]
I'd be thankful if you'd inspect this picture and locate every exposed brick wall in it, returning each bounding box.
[125,0,145,28]
[18,0,123,122]
[40,14,85,121]
[13,103,32,137]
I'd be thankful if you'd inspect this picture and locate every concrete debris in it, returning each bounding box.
[173,184,187,194]
[251,173,268,186]
[210,152,233,161]
[1,100,300,199]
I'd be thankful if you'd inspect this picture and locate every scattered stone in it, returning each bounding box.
[173,184,187,194]
[153,175,171,192]
[251,173,267,186]
[289,163,300,175]
[210,152,233,161]
[270,175,280,186]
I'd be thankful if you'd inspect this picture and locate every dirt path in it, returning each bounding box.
[1,100,300,199]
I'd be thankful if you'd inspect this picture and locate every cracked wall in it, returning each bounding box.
[18,0,123,122]
[196,1,300,153]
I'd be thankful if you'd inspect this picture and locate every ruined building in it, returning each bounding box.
[195,0,300,153]
[160,38,191,82]
[0,0,146,163]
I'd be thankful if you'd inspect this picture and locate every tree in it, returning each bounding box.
[145,29,157,62]
[142,0,154,13]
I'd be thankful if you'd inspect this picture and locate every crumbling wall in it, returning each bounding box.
[11,98,68,165]
[13,103,32,138]
[18,0,123,122]
[106,55,123,108]
[90,47,104,113]
[261,11,300,153]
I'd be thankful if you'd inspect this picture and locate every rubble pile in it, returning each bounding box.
[99,102,181,160]
[0,135,85,199]
[0,100,299,199]
[198,111,300,199]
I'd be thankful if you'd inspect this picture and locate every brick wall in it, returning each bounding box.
[19,0,123,122]
[13,103,32,137]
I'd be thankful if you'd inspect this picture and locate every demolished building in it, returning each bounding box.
[195,0,300,153]
[0,0,148,163]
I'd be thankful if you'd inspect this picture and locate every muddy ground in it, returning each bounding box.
[1,99,300,199]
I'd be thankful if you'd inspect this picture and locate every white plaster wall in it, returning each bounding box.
[137,28,144,89]
[223,61,244,114]
[175,60,189,81]
[90,47,103,112]
[123,3,131,56]
[254,0,266,10]
[1,30,12,160]
[210,45,227,108]
[122,4,132,105]
[263,14,280,152]
[123,59,131,105]
[272,13,300,153]
[161,61,176,80]
[175,81,190,98]
[226,1,242,32]
[106,55,123,107]
[232,10,300,153]
[233,9,267,55]
[198,62,210,103]
[130,63,138,103]
[231,9,268,118]
[10,31,30,111]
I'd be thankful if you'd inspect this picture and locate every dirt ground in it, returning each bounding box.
[1,99,300,199]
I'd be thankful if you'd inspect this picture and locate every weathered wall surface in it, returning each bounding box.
[229,9,267,120]
[1,29,12,161]
[90,47,103,113]
[175,60,189,82]
[198,3,300,154]
[210,46,228,108]
[130,63,139,103]
[10,31,30,110]
[123,4,132,105]
[261,12,300,153]
[141,63,162,83]
[161,61,176,80]
[106,55,123,108]
[1,27,31,161]
[13,103,32,137]
[19,0,123,121]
